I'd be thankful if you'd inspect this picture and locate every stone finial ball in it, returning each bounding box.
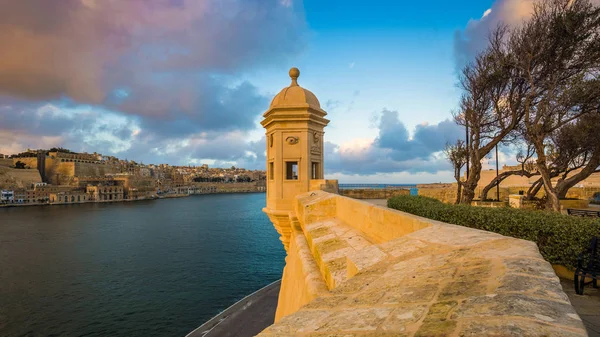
[289,67,300,79]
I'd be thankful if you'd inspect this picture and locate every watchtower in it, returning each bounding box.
[261,68,330,251]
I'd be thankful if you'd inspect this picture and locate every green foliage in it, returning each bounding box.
[14,161,26,169]
[48,147,74,154]
[388,195,600,269]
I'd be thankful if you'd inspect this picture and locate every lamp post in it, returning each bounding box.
[465,122,469,179]
[496,145,500,201]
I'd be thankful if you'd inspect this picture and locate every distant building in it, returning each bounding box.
[1,190,15,203]
[86,185,124,202]
[49,191,89,204]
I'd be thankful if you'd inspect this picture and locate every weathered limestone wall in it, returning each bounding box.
[334,195,430,243]
[12,157,38,169]
[0,166,42,189]
[416,183,458,203]
[73,162,120,177]
[419,182,600,204]
[339,188,409,199]
[275,218,329,321]
[44,160,121,185]
[206,182,265,193]
[0,158,13,167]
[260,191,586,336]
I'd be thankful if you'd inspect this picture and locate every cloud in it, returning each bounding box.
[453,0,535,70]
[453,0,600,70]
[0,0,306,137]
[323,110,464,175]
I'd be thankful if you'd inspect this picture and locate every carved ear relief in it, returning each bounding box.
[285,136,299,145]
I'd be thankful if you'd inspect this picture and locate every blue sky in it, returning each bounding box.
[0,0,532,183]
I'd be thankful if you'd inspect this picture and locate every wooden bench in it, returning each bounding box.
[574,236,600,295]
[567,208,600,217]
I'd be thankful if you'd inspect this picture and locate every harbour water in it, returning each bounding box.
[0,193,285,337]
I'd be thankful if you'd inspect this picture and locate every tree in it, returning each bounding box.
[443,140,467,204]
[479,145,538,200]
[552,113,600,199]
[509,0,600,210]
[14,161,26,169]
[454,0,600,209]
[455,26,527,204]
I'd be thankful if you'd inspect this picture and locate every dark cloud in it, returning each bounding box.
[453,0,534,71]
[0,0,306,136]
[453,0,600,71]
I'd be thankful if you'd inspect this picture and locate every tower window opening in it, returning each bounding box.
[312,162,320,179]
[286,162,298,180]
[269,162,274,180]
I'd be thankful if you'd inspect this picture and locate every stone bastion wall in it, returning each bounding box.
[259,190,586,336]
[339,188,410,200]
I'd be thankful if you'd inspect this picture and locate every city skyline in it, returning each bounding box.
[0,0,556,183]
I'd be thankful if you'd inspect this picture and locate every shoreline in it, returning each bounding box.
[0,190,265,208]
[185,279,281,337]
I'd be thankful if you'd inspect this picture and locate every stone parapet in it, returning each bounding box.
[260,191,586,336]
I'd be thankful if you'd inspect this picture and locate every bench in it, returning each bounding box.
[574,236,600,295]
[567,208,600,217]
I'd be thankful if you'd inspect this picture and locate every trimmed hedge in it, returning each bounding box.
[387,195,600,269]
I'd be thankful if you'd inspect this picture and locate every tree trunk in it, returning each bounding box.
[455,183,462,205]
[461,160,481,204]
[526,178,544,200]
[479,170,539,201]
[538,159,561,211]
[545,187,561,211]
[555,146,600,200]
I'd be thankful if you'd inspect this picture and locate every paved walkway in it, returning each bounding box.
[186,280,280,337]
[561,278,600,336]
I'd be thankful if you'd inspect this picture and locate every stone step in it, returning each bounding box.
[299,217,389,290]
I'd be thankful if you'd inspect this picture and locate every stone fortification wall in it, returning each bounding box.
[416,183,458,203]
[0,166,42,189]
[339,188,409,199]
[12,157,38,169]
[260,190,585,336]
[44,159,121,185]
[74,162,121,177]
[192,182,265,193]
[418,182,600,204]
[0,158,12,167]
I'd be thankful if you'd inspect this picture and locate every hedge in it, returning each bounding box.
[387,195,600,269]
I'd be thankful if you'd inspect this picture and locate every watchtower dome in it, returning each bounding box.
[269,68,321,109]
[261,68,330,251]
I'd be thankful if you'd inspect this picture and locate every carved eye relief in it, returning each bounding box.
[285,136,300,145]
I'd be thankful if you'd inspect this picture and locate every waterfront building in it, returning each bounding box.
[86,185,124,202]
[49,191,89,204]
[13,189,26,203]
[1,190,14,203]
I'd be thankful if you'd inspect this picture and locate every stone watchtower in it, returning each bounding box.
[261,68,330,251]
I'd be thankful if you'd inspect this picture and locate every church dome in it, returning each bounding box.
[269,68,321,109]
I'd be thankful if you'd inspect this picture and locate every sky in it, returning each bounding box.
[0,0,549,183]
